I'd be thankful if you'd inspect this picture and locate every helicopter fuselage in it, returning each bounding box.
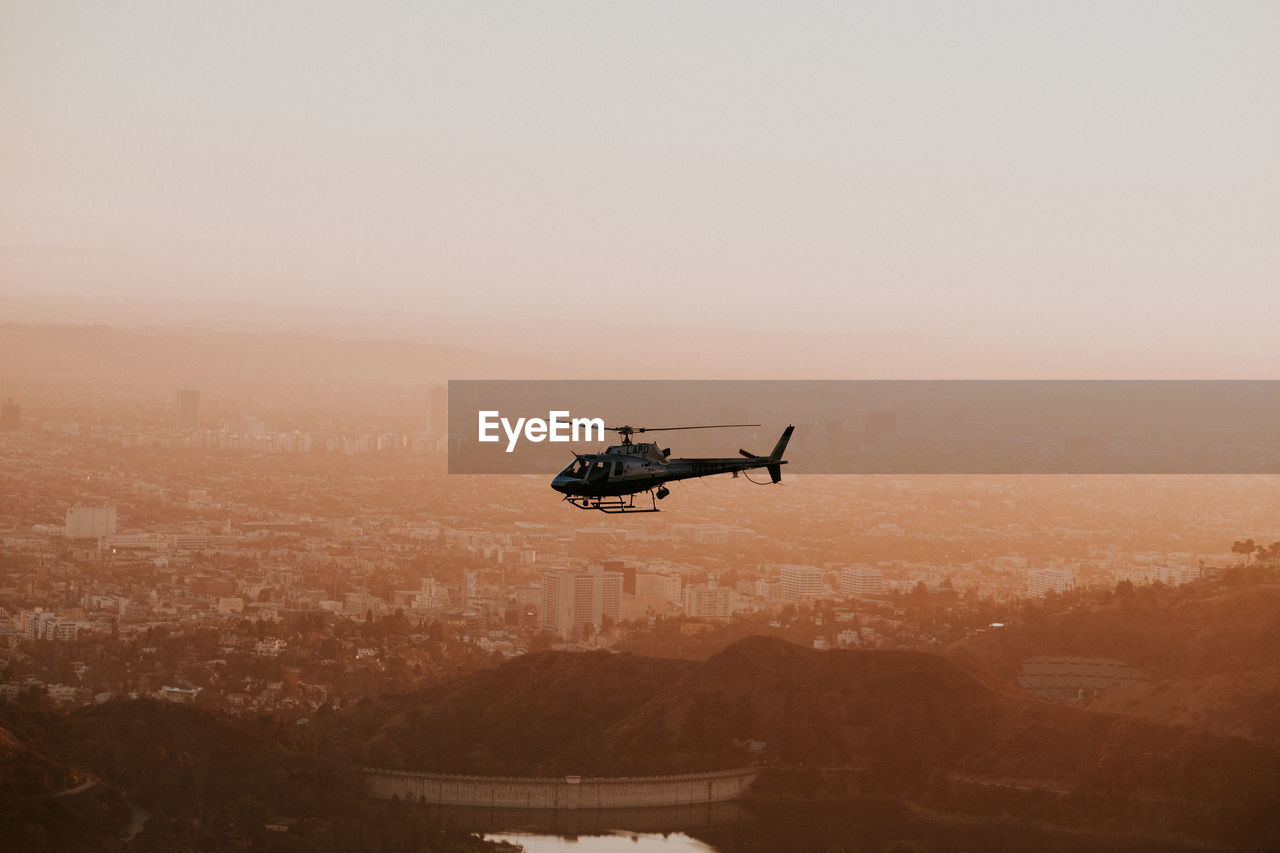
[550,425,793,509]
[551,451,774,498]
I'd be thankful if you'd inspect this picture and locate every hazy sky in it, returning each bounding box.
[2,2,1277,356]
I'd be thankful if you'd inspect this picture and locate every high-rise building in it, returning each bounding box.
[754,578,781,601]
[1026,569,1074,598]
[21,609,56,640]
[65,503,117,540]
[602,559,633,594]
[840,566,886,597]
[780,564,825,602]
[176,389,200,430]
[684,582,735,620]
[414,578,447,611]
[540,566,623,640]
[635,571,683,606]
[1150,565,1198,586]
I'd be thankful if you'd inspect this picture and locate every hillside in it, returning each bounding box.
[326,650,697,775]
[0,701,498,852]
[323,636,1280,847]
[7,636,1280,848]
[949,581,1280,743]
[0,712,132,851]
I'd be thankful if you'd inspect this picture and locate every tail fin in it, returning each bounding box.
[766,425,793,483]
[769,425,794,462]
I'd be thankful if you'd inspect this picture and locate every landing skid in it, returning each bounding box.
[565,491,661,513]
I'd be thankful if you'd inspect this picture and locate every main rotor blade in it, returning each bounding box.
[605,423,760,433]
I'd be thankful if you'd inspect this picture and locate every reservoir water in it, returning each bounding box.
[485,832,714,852]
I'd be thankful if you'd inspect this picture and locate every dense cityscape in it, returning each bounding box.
[5,382,1278,723]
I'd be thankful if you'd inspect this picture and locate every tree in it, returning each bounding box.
[1231,538,1258,564]
[1262,541,1280,566]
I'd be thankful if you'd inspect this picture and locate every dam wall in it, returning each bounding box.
[364,766,759,809]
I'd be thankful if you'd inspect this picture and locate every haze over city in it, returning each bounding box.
[4,2,1279,367]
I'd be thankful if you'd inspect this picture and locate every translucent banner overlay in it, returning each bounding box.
[447,380,1280,474]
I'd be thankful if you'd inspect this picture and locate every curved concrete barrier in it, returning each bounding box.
[364,766,759,810]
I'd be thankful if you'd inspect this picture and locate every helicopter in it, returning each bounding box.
[551,423,794,513]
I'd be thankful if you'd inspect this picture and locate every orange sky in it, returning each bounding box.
[2,3,1278,375]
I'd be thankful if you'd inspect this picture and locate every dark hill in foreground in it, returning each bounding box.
[0,701,495,852]
[326,636,1280,847]
[7,637,1280,849]
[327,645,696,775]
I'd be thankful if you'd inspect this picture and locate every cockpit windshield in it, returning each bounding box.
[558,458,613,482]
[559,458,591,479]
